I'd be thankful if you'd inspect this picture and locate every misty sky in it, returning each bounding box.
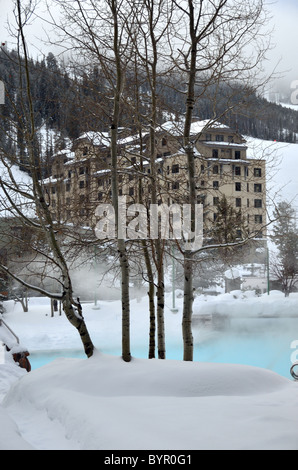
[0,0,297,94]
[268,0,298,93]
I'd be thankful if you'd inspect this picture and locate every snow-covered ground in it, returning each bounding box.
[246,137,298,212]
[0,136,297,450]
[1,291,298,451]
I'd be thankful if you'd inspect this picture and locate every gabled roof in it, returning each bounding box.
[75,131,111,148]
[156,119,233,137]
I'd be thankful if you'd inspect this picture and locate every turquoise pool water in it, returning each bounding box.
[28,317,298,380]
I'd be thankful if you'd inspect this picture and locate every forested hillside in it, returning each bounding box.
[0,47,298,174]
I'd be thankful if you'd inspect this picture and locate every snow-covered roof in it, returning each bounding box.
[41,176,58,185]
[202,141,247,149]
[157,119,231,136]
[94,169,111,176]
[225,268,241,279]
[51,150,75,160]
[76,131,111,148]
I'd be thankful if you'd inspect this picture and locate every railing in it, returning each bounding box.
[0,317,20,344]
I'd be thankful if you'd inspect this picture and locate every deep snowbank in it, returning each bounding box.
[1,291,298,450]
[193,290,298,318]
[2,352,298,450]
[0,358,33,450]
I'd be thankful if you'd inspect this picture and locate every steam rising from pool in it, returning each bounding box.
[29,316,298,380]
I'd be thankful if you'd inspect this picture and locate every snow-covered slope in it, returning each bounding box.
[246,137,298,210]
[0,159,33,217]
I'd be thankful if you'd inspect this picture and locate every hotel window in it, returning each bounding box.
[236,198,242,207]
[216,135,224,142]
[235,151,241,160]
[172,182,179,190]
[212,149,219,158]
[254,168,262,177]
[172,164,179,174]
[235,166,241,176]
[254,199,263,208]
[255,215,263,224]
[213,197,219,205]
[254,183,262,193]
[213,181,219,190]
[235,182,241,191]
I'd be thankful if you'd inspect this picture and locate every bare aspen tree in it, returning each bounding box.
[108,0,131,362]
[125,82,157,358]
[41,0,274,363]
[0,0,95,357]
[51,0,134,361]
[127,0,176,359]
[171,0,272,360]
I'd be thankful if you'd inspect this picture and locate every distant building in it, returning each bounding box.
[42,119,267,259]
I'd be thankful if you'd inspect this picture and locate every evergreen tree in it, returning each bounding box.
[271,201,298,296]
[211,195,246,244]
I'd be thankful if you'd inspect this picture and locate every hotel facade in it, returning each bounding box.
[42,119,267,251]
